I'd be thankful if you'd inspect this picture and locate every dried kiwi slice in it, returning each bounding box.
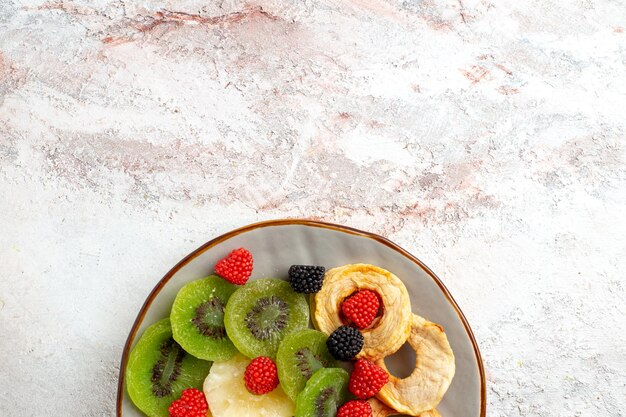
[126,318,211,417]
[276,329,337,400]
[294,368,350,417]
[171,275,238,361]
[224,278,309,358]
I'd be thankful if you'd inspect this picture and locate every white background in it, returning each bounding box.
[1,0,625,415]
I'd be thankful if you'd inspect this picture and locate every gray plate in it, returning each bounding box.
[117,220,486,417]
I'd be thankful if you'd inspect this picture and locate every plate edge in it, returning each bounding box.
[116,218,486,417]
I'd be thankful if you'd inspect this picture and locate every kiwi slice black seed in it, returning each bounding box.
[224,278,309,358]
[126,318,211,417]
[171,275,238,361]
[294,367,350,417]
[276,329,338,400]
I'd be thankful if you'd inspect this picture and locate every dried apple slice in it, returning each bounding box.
[375,314,455,416]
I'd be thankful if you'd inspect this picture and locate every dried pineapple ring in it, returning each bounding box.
[368,398,441,417]
[375,314,455,416]
[312,264,412,360]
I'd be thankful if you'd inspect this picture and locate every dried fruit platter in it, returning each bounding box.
[118,220,485,417]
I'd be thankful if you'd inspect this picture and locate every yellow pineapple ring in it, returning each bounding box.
[375,314,455,416]
[203,354,294,417]
[312,264,412,360]
[368,398,441,417]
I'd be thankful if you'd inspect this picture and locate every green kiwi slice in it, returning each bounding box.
[126,318,211,417]
[276,329,338,400]
[224,278,309,359]
[294,368,350,417]
[171,275,238,361]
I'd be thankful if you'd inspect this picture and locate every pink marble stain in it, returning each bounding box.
[35,1,94,15]
[102,5,281,46]
[533,135,624,192]
[37,125,501,229]
[462,65,491,84]
[0,53,27,94]
[345,0,409,24]
[494,63,513,76]
[498,86,519,95]
[469,55,520,93]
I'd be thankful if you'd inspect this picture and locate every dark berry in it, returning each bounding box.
[288,265,325,293]
[326,325,364,361]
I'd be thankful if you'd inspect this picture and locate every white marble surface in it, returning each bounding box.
[1,0,625,416]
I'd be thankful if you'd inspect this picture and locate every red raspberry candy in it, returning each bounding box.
[168,388,208,417]
[337,400,373,417]
[349,359,389,399]
[341,290,380,329]
[244,356,279,395]
[215,248,253,285]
